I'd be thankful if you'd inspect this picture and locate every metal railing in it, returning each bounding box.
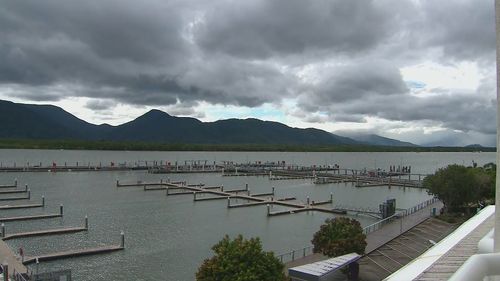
[13,268,31,281]
[276,197,440,263]
[276,245,314,264]
[363,197,439,235]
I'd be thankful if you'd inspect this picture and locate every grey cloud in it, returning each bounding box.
[415,0,495,62]
[85,99,116,111]
[303,62,408,106]
[195,0,393,59]
[318,92,496,135]
[0,0,496,146]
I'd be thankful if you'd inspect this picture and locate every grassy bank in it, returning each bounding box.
[0,139,495,152]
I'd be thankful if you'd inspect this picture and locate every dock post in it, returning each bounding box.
[245,183,248,191]
[267,204,270,215]
[193,192,197,201]
[221,185,224,192]
[227,197,231,207]
[116,180,119,187]
[330,192,333,203]
[85,216,89,229]
[24,184,28,191]
[27,189,31,200]
[14,178,17,187]
[272,186,275,195]
[60,204,64,216]
[1,223,5,238]
[307,196,310,206]
[166,187,169,196]
[3,263,8,281]
[42,195,45,207]
[120,231,125,248]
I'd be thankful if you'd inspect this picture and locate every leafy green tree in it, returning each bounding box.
[196,235,286,281]
[423,164,495,213]
[311,217,366,257]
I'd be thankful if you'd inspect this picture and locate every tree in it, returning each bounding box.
[311,217,366,257]
[423,164,495,213]
[196,234,286,281]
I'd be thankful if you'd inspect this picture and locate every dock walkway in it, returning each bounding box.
[284,200,443,270]
[0,238,28,275]
[23,245,124,265]
[2,226,87,241]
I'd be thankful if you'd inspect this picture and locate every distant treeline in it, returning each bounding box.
[0,138,495,152]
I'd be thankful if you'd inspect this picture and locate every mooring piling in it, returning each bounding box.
[60,204,64,216]
[42,195,45,207]
[3,263,8,281]
[1,223,5,238]
[120,231,125,248]
[84,216,89,230]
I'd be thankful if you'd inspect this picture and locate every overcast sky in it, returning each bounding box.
[0,0,496,146]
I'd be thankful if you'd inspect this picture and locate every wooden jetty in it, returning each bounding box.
[2,226,87,241]
[0,189,28,195]
[0,180,17,189]
[115,178,393,219]
[23,245,124,265]
[23,232,125,265]
[0,213,62,223]
[2,217,88,240]
[0,196,45,210]
[0,206,63,222]
[0,202,44,210]
[0,189,30,201]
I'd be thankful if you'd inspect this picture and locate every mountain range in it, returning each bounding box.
[0,99,416,147]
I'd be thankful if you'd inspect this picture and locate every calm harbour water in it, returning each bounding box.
[0,150,495,280]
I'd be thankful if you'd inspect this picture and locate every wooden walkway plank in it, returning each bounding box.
[2,227,87,241]
[23,245,124,265]
[0,203,43,210]
[0,213,62,223]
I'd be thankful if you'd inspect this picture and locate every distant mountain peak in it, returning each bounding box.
[144,109,171,117]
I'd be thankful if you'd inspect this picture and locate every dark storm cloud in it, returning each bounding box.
[301,62,408,108]
[419,0,496,62]
[324,92,496,135]
[0,0,496,145]
[195,0,393,59]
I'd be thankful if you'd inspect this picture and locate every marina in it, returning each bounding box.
[0,150,494,280]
